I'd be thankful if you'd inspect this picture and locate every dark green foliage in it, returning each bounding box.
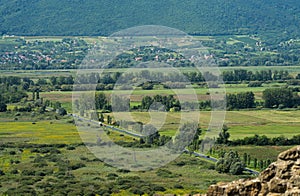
[66,145,76,150]
[223,70,288,82]
[216,125,230,144]
[174,184,184,189]
[262,88,300,108]
[231,134,300,146]
[10,169,18,174]
[1,0,300,39]
[95,93,108,110]
[227,92,255,110]
[9,150,16,155]
[248,81,263,87]
[116,169,130,173]
[0,102,7,112]
[156,169,177,178]
[68,163,86,170]
[57,107,67,116]
[141,95,179,111]
[215,151,245,175]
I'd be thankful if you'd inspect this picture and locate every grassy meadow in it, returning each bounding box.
[1,65,300,194]
[0,119,243,195]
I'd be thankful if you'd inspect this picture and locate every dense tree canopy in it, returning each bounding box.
[262,88,300,108]
[1,0,300,41]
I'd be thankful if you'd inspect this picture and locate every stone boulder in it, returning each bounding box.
[206,146,300,196]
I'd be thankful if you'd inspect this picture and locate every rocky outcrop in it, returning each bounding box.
[206,146,300,196]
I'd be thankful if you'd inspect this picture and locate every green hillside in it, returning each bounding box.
[1,0,300,40]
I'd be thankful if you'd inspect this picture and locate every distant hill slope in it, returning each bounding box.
[1,0,300,40]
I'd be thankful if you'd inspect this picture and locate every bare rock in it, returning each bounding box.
[206,146,300,196]
[278,146,300,161]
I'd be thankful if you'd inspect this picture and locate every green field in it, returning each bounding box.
[0,121,80,144]
[1,64,300,194]
[0,120,243,195]
[109,110,300,139]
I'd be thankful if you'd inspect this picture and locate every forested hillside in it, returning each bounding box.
[1,0,300,41]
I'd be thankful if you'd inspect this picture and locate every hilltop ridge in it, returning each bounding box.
[1,0,300,41]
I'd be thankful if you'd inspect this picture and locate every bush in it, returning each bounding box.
[130,188,144,195]
[153,185,166,191]
[66,146,76,150]
[106,173,118,180]
[116,168,130,173]
[68,163,86,170]
[230,161,244,175]
[248,81,263,87]
[156,169,176,178]
[174,184,184,189]
[21,169,35,176]
[215,151,245,175]
[175,161,186,166]
[10,169,19,174]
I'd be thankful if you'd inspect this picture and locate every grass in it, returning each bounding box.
[0,109,296,194]
[105,110,300,139]
[0,121,81,144]
[217,145,292,161]
[225,110,300,139]
[0,119,244,195]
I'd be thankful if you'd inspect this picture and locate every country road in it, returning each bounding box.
[72,114,260,175]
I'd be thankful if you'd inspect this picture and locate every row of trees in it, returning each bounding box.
[222,69,291,82]
[227,88,300,110]
[262,88,300,108]
[215,150,272,174]
[75,87,300,116]
[231,134,300,146]
[227,92,255,109]
[0,68,298,96]
[141,95,180,112]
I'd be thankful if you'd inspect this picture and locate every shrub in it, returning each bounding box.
[175,161,186,166]
[248,81,263,87]
[174,184,184,189]
[156,169,175,178]
[116,168,130,173]
[66,146,76,150]
[68,163,86,170]
[215,151,245,175]
[21,169,35,176]
[153,185,166,191]
[130,188,144,195]
[10,169,19,174]
[230,161,244,175]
